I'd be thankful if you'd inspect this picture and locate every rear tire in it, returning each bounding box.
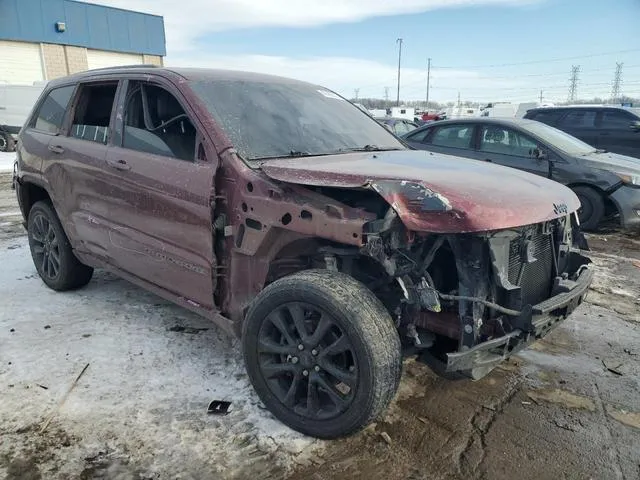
[242,269,402,438]
[27,201,93,291]
[572,186,604,231]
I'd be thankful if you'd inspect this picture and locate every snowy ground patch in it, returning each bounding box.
[0,238,317,479]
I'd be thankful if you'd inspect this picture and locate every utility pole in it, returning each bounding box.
[396,38,403,107]
[457,91,461,107]
[568,65,580,103]
[354,88,360,101]
[384,86,390,102]
[611,62,623,103]
[539,90,543,103]
[425,57,431,111]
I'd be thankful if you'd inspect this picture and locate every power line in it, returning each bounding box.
[354,88,360,100]
[611,62,623,101]
[433,48,640,69]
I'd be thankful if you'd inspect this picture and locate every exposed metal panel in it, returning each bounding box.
[87,50,144,70]
[0,41,45,85]
[0,0,165,56]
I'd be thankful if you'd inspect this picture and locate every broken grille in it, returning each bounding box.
[508,232,554,306]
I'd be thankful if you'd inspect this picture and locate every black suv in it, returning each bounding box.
[524,106,640,159]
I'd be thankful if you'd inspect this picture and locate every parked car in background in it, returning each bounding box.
[15,67,592,439]
[524,106,640,159]
[404,118,640,230]
[375,117,419,136]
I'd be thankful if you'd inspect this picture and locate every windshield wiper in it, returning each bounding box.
[252,150,325,161]
[337,145,402,153]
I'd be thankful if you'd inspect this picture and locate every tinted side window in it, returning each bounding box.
[479,126,537,157]
[123,82,196,161]
[527,110,563,125]
[32,86,75,134]
[601,110,634,128]
[406,128,431,143]
[430,125,473,149]
[71,83,118,144]
[558,110,597,128]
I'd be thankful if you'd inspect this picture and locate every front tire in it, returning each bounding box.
[242,269,402,438]
[572,186,604,231]
[27,201,93,291]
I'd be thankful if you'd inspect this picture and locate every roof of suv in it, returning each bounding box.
[527,105,637,112]
[46,66,319,88]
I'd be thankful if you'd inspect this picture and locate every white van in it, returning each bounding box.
[0,83,46,151]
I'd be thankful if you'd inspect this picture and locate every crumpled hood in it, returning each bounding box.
[260,150,580,233]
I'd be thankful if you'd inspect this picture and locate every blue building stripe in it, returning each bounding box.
[0,0,166,56]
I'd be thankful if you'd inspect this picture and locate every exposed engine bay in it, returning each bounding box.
[316,203,592,379]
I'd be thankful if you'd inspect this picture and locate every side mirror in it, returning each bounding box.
[630,120,640,132]
[533,147,548,160]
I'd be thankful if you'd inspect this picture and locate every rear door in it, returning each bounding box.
[597,109,640,158]
[477,124,550,177]
[45,80,120,258]
[555,109,599,147]
[104,77,217,309]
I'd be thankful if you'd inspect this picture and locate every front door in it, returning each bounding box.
[477,125,550,177]
[104,79,217,309]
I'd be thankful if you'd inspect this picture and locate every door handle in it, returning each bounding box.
[48,144,64,154]
[106,159,131,171]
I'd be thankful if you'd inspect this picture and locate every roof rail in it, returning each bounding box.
[86,64,160,72]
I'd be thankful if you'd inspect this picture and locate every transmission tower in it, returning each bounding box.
[354,88,360,100]
[611,62,623,102]
[567,65,580,103]
[384,87,390,102]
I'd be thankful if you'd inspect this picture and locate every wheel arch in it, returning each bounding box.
[566,182,619,219]
[17,180,52,223]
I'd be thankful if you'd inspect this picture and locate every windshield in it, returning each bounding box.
[190,79,404,160]
[521,121,597,156]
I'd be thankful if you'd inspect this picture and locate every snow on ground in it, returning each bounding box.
[0,237,317,479]
[0,151,16,173]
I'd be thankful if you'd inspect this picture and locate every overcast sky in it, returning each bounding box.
[88,0,640,103]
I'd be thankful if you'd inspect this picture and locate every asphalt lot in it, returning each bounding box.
[1,168,639,480]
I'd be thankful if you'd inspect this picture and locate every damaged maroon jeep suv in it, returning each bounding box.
[14,67,593,438]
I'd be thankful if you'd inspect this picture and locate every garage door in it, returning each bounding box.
[0,41,45,85]
[87,50,144,70]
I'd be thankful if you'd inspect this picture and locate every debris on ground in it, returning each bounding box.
[168,325,210,334]
[602,359,624,376]
[40,363,90,433]
[207,400,232,415]
[379,432,392,446]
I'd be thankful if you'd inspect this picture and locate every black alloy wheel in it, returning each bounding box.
[30,212,61,280]
[257,302,358,420]
[243,269,402,438]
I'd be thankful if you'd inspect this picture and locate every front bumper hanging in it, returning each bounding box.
[445,264,593,376]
